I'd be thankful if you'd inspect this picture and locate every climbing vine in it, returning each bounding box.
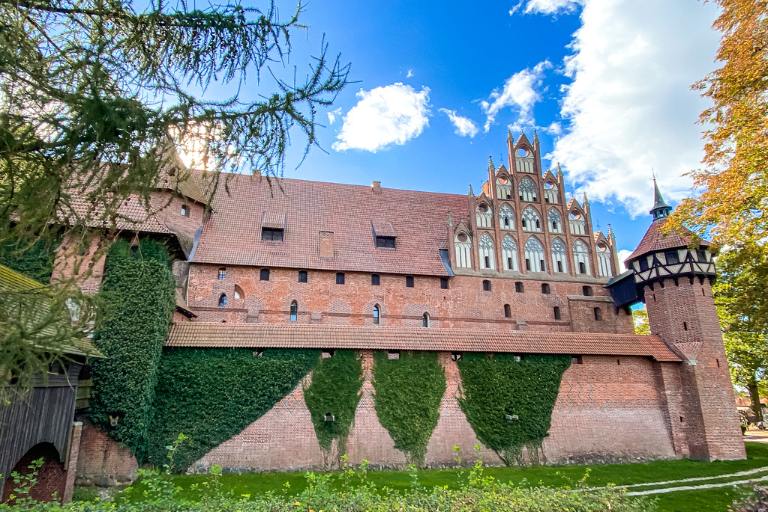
[0,235,61,283]
[89,239,175,460]
[457,353,570,466]
[148,348,318,471]
[373,351,446,466]
[303,350,363,458]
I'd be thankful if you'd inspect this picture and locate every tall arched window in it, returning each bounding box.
[289,300,298,321]
[519,177,537,202]
[476,203,492,228]
[499,204,515,230]
[597,242,613,277]
[496,177,512,199]
[521,207,541,232]
[502,235,519,272]
[569,210,586,235]
[548,208,562,233]
[543,181,559,204]
[551,238,568,273]
[218,293,228,308]
[524,237,546,272]
[479,233,495,270]
[422,312,430,327]
[373,304,381,325]
[454,232,472,268]
[573,240,591,275]
[234,285,244,300]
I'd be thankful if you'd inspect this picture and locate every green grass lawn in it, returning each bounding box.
[110,442,768,511]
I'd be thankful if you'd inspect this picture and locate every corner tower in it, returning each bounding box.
[622,180,745,460]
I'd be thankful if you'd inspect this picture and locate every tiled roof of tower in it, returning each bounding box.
[65,193,173,234]
[166,323,681,362]
[627,219,709,261]
[192,175,470,275]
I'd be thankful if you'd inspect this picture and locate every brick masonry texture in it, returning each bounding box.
[75,421,138,487]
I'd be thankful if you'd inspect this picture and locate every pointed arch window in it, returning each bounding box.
[373,304,381,325]
[454,232,472,269]
[479,233,495,270]
[519,177,537,202]
[289,300,298,322]
[551,238,568,273]
[499,204,515,230]
[524,237,546,273]
[596,242,613,277]
[496,177,512,199]
[543,181,559,204]
[422,312,430,327]
[569,210,586,235]
[234,285,245,300]
[476,203,492,228]
[502,235,519,272]
[548,208,563,233]
[521,207,542,232]
[218,293,228,308]
[573,240,591,275]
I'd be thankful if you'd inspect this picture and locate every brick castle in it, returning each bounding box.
[57,133,744,479]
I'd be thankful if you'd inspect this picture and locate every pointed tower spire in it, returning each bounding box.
[650,178,672,221]
[488,156,495,172]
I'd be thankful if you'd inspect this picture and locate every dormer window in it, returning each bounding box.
[375,236,396,248]
[262,227,284,242]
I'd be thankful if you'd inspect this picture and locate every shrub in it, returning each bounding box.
[373,351,446,465]
[148,348,318,471]
[731,486,768,511]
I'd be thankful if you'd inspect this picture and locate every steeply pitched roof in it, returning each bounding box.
[627,219,707,261]
[166,323,681,362]
[192,176,469,276]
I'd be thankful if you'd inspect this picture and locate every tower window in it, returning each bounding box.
[372,273,381,286]
[482,279,492,292]
[697,249,708,262]
[664,250,679,264]
[218,293,228,308]
[582,285,593,296]
[298,270,308,283]
[373,304,380,325]
[553,306,561,320]
[440,277,449,289]
[515,282,524,293]
[217,268,226,280]
[422,312,430,327]
[683,321,688,331]
[289,300,298,322]
[593,307,602,321]
[406,275,415,288]
[261,227,284,242]
[180,204,190,217]
[336,272,345,285]
[504,304,511,318]
[375,236,396,248]
[541,283,551,294]
[260,268,270,281]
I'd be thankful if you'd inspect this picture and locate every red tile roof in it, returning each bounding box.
[627,219,708,261]
[192,176,470,276]
[166,323,681,362]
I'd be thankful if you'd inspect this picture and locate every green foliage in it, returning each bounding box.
[148,348,318,471]
[632,308,651,335]
[0,236,60,283]
[457,353,570,465]
[89,240,175,459]
[304,350,363,452]
[373,351,446,465]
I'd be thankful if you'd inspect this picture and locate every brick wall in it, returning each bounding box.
[186,264,633,333]
[193,351,677,472]
[75,421,138,487]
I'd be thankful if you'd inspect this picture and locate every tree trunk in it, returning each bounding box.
[748,376,764,423]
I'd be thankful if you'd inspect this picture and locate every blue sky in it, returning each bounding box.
[197,0,723,261]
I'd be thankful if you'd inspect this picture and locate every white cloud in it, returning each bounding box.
[522,0,582,14]
[327,107,342,125]
[544,121,562,136]
[617,249,633,267]
[333,83,430,152]
[550,0,720,216]
[439,108,479,138]
[481,61,551,133]
[406,68,415,78]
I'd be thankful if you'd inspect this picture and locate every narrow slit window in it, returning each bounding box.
[289,300,298,322]
[260,268,270,281]
[298,270,308,283]
[422,312,430,327]
[594,307,602,321]
[336,272,345,285]
[504,304,511,318]
[482,279,492,292]
[553,306,561,320]
[406,275,415,288]
[373,304,380,325]
[371,273,380,286]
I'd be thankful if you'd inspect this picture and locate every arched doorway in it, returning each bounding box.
[2,443,65,504]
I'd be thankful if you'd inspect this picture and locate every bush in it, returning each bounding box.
[148,348,318,471]
[458,353,570,465]
[373,351,446,466]
[88,239,176,460]
[731,486,768,511]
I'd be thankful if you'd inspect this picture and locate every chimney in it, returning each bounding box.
[371,181,382,194]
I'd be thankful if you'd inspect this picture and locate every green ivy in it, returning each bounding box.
[457,353,570,466]
[0,235,61,283]
[373,351,446,466]
[148,348,318,471]
[303,350,363,453]
[89,239,176,460]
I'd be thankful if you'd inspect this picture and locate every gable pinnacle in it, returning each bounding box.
[650,177,672,220]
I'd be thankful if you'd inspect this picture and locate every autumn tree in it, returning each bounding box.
[670,0,768,249]
[713,245,768,422]
[0,0,348,392]
[632,308,650,335]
